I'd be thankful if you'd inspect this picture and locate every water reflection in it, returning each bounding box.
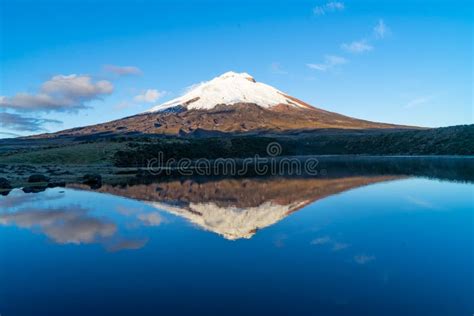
[0,205,117,244]
[72,176,401,240]
[1,157,472,246]
[0,158,472,315]
[0,189,151,251]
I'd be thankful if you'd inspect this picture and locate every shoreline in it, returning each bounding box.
[1,155,473,194]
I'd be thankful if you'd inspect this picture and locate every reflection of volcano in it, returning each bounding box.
[72,176,402,240]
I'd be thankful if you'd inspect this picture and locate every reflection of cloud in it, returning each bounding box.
[311,236,331,245]
[311,236,350,251]
[332,242,350,251]
[0,190,165,252]
[354,254,375,264]
[45,216,116,244]
[115,205,141,216]
[0,190,63,208]
[274,234,288,248]
[0,206,116,244]
[137,212,163,226]
[406,195,440,210]
[105,238,148,252]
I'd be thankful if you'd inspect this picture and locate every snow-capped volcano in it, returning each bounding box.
[32,71,413,139]
[148,71,311,112]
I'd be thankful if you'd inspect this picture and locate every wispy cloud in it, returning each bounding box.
[313,1,345,15]
[340,20,389,56]
[0,75,113,112]
[104,65,142,76]
[332,242,350,251]
[354,254,375,264]
[311,236,351,251]
[374,19,389,39]
[0,112,61,132]
[0,131,21,138]
[133,89,166,103]
[270,62,288,75]
[311,236,331,245]
[404,95,433,109]
[405,195,440,210]
[307,55,348,71]
[341,40,373,53]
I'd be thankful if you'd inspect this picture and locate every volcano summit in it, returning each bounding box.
[34,71,413,138]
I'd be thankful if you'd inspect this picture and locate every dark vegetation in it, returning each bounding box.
[0,126,473,193]
[0,125,472,167]
[113,125,474,166]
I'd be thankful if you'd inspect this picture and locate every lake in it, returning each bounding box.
[0,157,473,316]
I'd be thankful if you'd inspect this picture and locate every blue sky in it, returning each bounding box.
[0,0,472,137]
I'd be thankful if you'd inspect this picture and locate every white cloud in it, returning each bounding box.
[374,19,389,39]
[341,40,373,53]
[42,74,113,99]
[313,1,345,15]
[0,74,114,112]
[0,93,74,111]
[133,89,165,103]
[104,65,142,76]
[307,55,348,71]
[326,1,345,10]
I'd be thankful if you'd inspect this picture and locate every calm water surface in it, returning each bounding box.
[0,158,473,316]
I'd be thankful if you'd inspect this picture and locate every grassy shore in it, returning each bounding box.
[0,124,471,170]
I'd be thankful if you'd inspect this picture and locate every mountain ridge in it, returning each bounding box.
[28,71,419,139]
